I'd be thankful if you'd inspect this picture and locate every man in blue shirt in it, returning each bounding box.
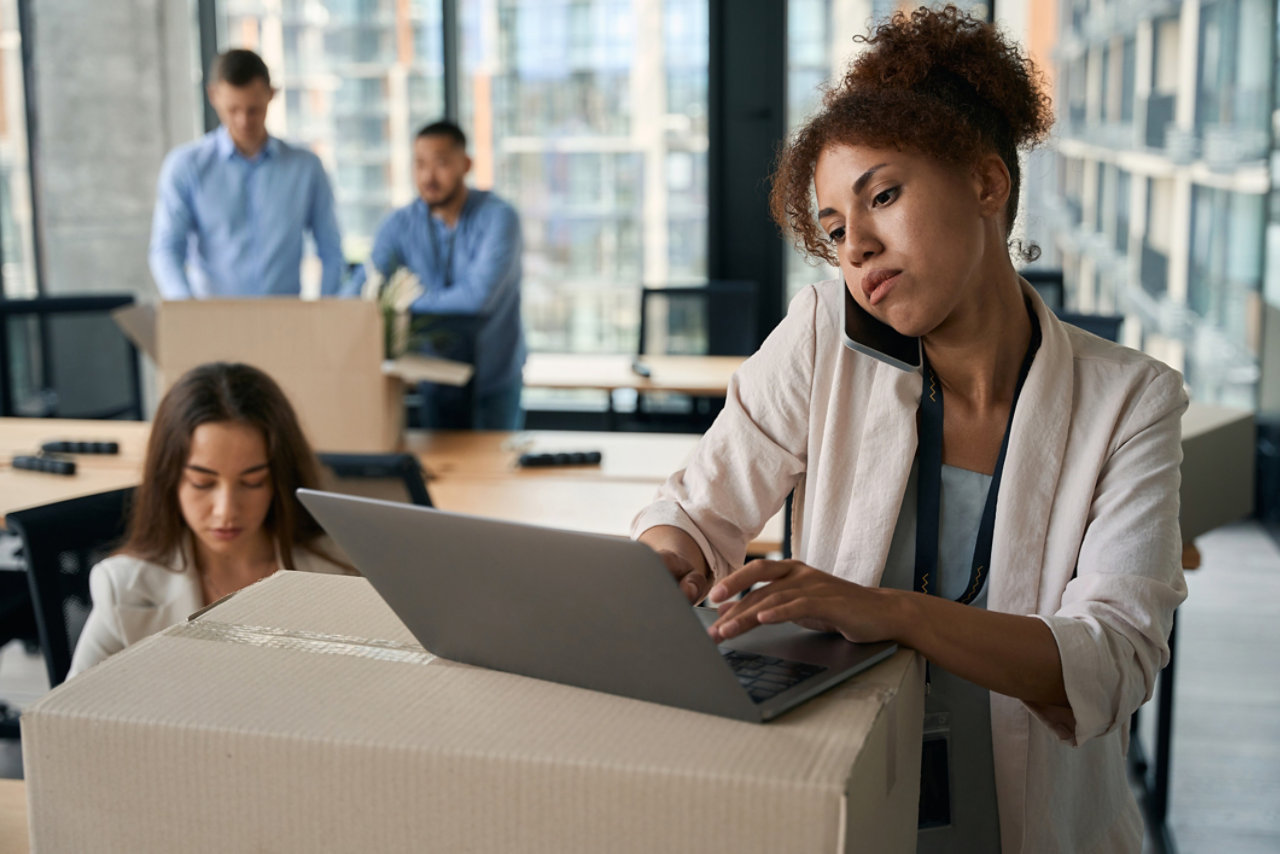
[148,49,345,298]
[358,121,525,430]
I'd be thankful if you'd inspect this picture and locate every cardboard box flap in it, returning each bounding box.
[157,299,382,371]
[111,300,404,452]
[383,353,473,387]
[111,303,158,360]
[26,573,921,853]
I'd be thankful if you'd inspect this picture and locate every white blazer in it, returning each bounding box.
[68,537,349,679]
[632,278,1188,853]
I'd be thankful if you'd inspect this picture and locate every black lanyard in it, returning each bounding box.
[913,309,1041,604]
[427,217,459,289]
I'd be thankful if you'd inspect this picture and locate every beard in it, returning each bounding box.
[423,181,464,210]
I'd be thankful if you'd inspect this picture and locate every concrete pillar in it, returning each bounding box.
[28,0,199,299]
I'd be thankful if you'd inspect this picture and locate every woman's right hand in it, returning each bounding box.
[637,525,713,604]
[656,548,713,604]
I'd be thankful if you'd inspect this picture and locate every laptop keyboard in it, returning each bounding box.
[721,649,827,704]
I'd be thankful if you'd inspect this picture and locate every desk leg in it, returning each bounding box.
[1130,612,1178,854]
[1152,611,1178,827]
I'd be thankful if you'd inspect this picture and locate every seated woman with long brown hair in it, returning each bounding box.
[69,361,350,676]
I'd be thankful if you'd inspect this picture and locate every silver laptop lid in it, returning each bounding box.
[297,489,760,721]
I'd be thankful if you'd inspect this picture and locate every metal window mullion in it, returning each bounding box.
[18,0,43,296]
[198,0,220,133]
[443,0,459,121]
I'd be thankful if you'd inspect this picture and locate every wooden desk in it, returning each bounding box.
[0,466,141,522]
[0,778,27,854]
[0,418,148,466]
[0,421,786,550]
[407,429,700,481]
[409,430,784,552]
[523,354,745,396]
[429,476,783,554]
[0,419,149,521]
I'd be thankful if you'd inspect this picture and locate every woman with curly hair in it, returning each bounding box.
[69,362,351,677]
[632,6,1184,852]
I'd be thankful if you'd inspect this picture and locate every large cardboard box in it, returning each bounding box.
[1180,401,1254,540]
[114,300,470,453]
[23,572,924,853]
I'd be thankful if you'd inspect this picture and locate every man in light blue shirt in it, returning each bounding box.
[149,49,344,298]
[355,121,525,429]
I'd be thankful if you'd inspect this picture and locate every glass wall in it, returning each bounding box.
[219,0,445,257]
[457,0,709,355]
[1050,0,1275,408]
[1187,186,1264,406]
[1197,0,1271,165]
[0,0,36,298]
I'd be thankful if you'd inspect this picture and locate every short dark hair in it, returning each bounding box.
[209,49,271,88]
[416,120,467,150]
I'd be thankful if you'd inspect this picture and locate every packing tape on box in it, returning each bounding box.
[172,620,437,666]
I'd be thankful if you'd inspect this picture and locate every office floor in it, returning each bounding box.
[0,523,1277,852]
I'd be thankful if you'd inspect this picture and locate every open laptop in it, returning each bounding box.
[297,489,898,722]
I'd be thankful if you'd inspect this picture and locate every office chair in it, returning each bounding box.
[6,488,135,688]
[1017,270,1124,343]
[0,294,143,419]
[637,281,759,358]
[1020,269,1065,313]
[633,281,759,431]
[0,533,39,737]
[316,453,433,507]
[1057,311,1124,342]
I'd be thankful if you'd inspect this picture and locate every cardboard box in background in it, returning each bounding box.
[23,572,924,854]
[1180,402,1254,541]
[114,300,470,453]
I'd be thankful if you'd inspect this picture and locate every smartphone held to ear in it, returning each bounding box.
[841,286,922,373]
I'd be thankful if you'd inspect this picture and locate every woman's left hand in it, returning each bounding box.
[706,559,902,644]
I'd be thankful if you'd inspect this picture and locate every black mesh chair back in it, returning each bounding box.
[637,281,759,357]
[316,453,433,507]
[0,294,143,419]
[6,488,135,688]
[1057,311,1124,342]
[1020,269,1065,313]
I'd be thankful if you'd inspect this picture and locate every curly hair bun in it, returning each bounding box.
[843,5,1051,152]
[771,5,1052,265]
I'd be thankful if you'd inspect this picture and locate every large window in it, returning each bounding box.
[458,0,709,354]
[1197,0,1271,163]
[0,0,36,298]
[219,0,445,258]
[220,0,708,355]
[1187,186,1264,407]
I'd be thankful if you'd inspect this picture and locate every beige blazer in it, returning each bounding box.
[68,537,349,679]
[632,278,1188,853]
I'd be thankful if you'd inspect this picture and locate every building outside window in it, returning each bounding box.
[1049,0,1274,409]
[1187,185,1264,403]
[458,0,708,357]
[218,0,445,264]
[1198,0,1271,166]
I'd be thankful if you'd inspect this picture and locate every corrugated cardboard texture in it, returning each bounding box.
[154,300,400,453]
[24,573,922,853]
